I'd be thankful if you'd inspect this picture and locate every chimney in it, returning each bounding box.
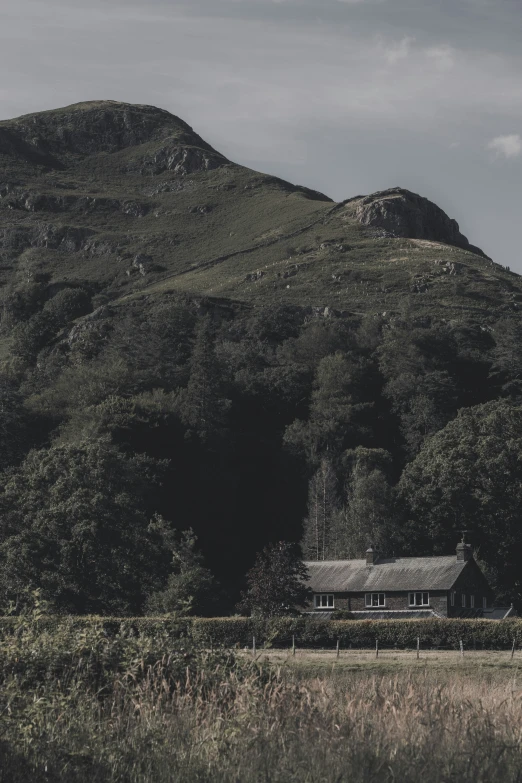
[366,546,379,566]
[456,534,473,562]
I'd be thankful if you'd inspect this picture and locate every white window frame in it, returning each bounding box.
[450,591,455,607]
[315,594,334,610]
[470,595,475,608]
[365,593,386,607]
[408,592,430,607]
[462,593,466,608]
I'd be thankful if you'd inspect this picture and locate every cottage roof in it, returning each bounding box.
[304,556,468,592]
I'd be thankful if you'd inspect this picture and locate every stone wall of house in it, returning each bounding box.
[447,562,494,616]
[309,591,449,615]
[348,591,448,615]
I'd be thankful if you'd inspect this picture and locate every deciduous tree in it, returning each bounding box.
[398,400,522,602]
[284,352,370,465]
[332,447,393,559]
[0,439,171,614]
[238,542,311,617]
[146,525,218,615]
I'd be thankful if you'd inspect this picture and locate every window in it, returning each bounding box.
[365,593,385,607]
[450,591,455,607]
[315,594,334,609]
[462,593,466,608]
[470,595,475,608]
[409,592,429,607]
[483,597,487,610]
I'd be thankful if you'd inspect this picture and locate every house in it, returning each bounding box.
[304,538,514,619]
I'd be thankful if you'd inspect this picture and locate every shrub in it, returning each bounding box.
[1,615,521,650]
[192,617,252,647]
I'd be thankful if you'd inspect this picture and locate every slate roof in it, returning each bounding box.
[304,556,468,592]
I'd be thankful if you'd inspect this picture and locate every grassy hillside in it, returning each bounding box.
[1,100,518,322]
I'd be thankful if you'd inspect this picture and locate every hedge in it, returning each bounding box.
[1,615,522,650]
[191,617,522,650]
[0,616,193,642]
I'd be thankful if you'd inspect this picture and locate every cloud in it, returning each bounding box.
[383,36,415,64]
[2,0,522,161]
[425,44,455,71]
[488,134,522,159]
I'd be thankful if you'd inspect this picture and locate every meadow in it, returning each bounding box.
[2,621,522,782]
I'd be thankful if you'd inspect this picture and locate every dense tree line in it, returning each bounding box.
[0,280,521,612]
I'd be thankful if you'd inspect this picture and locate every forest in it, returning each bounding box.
[1,276,522,614]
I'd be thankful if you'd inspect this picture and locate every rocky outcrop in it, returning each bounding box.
[66,305,112,350]
[0,100,224,165]
[0,223,120,257]
[129,142,227,177]
[0,186,149,216]
[353,188,487,257]
[128,254,160,276]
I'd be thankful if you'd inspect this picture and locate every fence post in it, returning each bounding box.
[417,637,420,660]
[292,635,296,657]
[253,636,256,658]
[512,638,516,660]
[336,638,340,659]
[376,638,379,659]
[459,639,464,657]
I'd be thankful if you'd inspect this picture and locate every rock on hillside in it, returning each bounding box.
[352,188,487,257]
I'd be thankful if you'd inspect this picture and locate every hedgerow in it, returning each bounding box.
[1,615,521,649]
[194,617,522,650]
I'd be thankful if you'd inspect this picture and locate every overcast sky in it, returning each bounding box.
[1,0,521,268]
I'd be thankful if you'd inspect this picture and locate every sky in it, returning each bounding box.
[1,0,521,268]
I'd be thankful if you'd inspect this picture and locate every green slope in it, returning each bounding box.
[1,100,518,325]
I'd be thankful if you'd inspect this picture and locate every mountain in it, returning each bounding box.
[0,100,521,613]
[1,100,519,326]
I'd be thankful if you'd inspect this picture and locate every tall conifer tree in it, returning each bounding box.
[179,316,230,441]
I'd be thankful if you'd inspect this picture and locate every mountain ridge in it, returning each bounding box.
[1,99,514,332]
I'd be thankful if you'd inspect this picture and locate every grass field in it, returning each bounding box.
[255,647,522,677]
[4,625,522,783]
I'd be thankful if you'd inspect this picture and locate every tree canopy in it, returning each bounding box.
[145,526,218,615]
[0,440,172,614]
[1,279,522,610]
[399,400,522,601]
[238,542,311,617]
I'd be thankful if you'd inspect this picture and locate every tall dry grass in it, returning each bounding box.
[3,656,522,782]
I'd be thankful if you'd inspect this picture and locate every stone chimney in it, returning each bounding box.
[456,535,473,562]
[366,546,379,566]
